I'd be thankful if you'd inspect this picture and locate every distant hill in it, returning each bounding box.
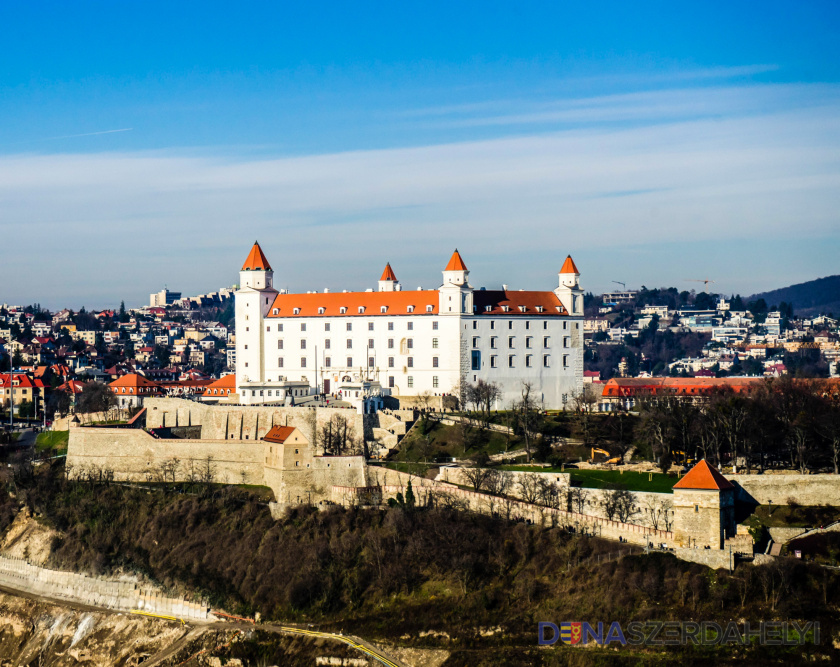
[748,275,840,317]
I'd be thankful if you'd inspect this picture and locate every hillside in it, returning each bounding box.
[748,275,840,317]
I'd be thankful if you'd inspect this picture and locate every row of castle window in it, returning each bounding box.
[470,351,569,369]
[470,320,574,330]
[277,356,438,369]
[471,336,569,349]
[278,337,435,350]
[266,321,439,332]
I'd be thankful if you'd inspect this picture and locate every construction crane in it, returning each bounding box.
[612,281,626,290]
[686,278,716,291]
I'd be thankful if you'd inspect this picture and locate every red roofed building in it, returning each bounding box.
[672,460,736,549]
[200,374,237,402]
[600,377,763,411]
[235,244,585,409]
[109,373,164,408]
[0,372,47,416]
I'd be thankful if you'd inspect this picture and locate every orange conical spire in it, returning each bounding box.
[380,263,397,281]
[444,249,468,272]
[673,460,734,491]
[241,241,272,271]
[559,255,579,274]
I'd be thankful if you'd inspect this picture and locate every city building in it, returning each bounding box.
[235,242,584,409]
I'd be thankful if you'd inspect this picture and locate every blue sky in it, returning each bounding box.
[1,2,839,309]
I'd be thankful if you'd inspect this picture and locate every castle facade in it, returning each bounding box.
[234,243,584,409]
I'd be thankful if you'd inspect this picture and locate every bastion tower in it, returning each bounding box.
[235,242,278,398]
[672,460,736,549]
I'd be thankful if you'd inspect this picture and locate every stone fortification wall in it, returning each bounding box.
[672,547,732,570]
[724,474,840,506]
[435,468,673,529]
[266,455,369,508]
[363,468,673,547]
[0,556,209,620]
[143,397,367,449]
[67,427,265,485]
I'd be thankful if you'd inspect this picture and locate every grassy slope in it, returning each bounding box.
[35,430,69,452]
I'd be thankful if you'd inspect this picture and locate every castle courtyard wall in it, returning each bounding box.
[724,474,840,507]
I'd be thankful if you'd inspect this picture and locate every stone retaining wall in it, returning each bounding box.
[724,474,840,507]
[672,547,732,570]
[0,556,209,620]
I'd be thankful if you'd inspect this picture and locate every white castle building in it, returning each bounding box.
[234,242,583,409]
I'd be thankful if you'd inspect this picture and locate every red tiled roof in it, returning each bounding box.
[263,425,296,443]
[601,377,762,398]
[380,263,397,281]
[473,291,569,316]
[109,373,163,390]
[241,241,272,271]
[673,460,734,491]
[0,373,38,389]
[58,380,85,394]
[560,255,579,274]
[444,249,468,272]
[207,375,236,389]
[268,291,438,317]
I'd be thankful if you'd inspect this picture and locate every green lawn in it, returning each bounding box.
[383,462,432,477]
[497,466,677,493]
[395,420,521,462]
[35,430,69,452]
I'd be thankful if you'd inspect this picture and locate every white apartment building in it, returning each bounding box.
[235,243,584,409]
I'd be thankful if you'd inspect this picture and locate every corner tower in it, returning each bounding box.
[378,263,400,292]
[235,241,278,395]
[439,249,473,314]
[554,255,583,317]
[672,460,736,549]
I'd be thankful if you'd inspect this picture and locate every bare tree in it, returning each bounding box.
[319,413,357,455]
[516,474,541,504]
[485,470,512,497]
[571,385,598,446]
[461,462,494,493]
[514,381,543,463]
[566,486,589,514]
[601,487,638,523]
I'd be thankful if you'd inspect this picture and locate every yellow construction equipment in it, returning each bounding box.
[591,448,622,465]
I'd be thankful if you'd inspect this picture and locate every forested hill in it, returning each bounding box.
[748,275,840,317]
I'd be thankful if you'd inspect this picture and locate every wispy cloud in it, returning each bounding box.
[1,84,838,308]
[3,127,133,148]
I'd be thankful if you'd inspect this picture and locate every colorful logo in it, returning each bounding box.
[560,622,582,645]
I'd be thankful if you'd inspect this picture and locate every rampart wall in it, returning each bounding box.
[724,474,840,506]
[67,427,266,485]
[0,555,209,620]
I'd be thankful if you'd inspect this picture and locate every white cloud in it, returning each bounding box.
[1,84,839,308]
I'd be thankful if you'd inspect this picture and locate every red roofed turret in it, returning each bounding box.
[673,460,734,491]
[445,249,468,272]
[380,263,397,281]
[560,255,579,274]
[241,241,272,271]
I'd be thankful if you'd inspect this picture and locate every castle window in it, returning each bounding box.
[325,357,331,367]
[406,338,413,349]
[358,307,365,314]
[293,308,300,315]
[388,357,394,368]
[564,337,570,348]
[491,355,498,368]
[508,355,515,368]
[325,339,331,349]
[346,339,352,349]
[279,324,283,331]
[380,306,387,313]
[544,337,550,347]
[433,376,439,388]
[563,355,569,368]
[471,350,480,370]
[388,322,394,330]
[295,449,299,454]
[325,323,330,331]
[388,338,394,349]
[433,357,439,368]
[368,338,374,348]
[407,322,413,331]
[301,340,306,349]
[301,323,306,331]
[508,336,515,348]
[536,306,544,313]
[278,340,283,349]
[368,356,374,367]
[368,322,374,331]
[426,305,433,312]
[266,326,270,332]
[695,505,699,513]
[563,321,568,330]
[318,307,325,314]
[502,305,510,312]
[295,461,299,467]
[433,338,439,348]
[407,376,413,388]
[526,355,533,368]
[347,357,353,367]
[526,337,533,349]
[346,322,352,331]
[433,321,438,330]
[301,357,307,368]
[490,336,497,349]
[407,357,413,368]
[519,306,526,313]
[543,355,550,367]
